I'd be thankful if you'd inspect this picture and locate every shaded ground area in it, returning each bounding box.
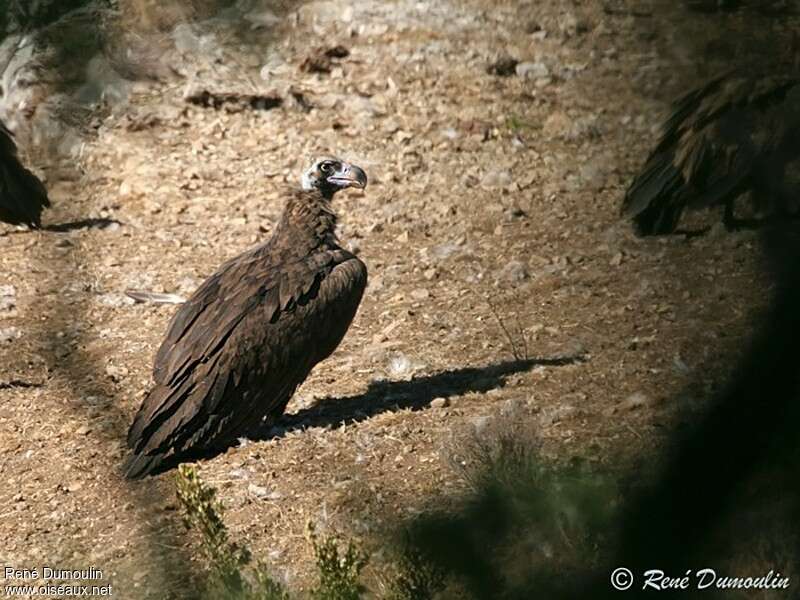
[0,0,786,596]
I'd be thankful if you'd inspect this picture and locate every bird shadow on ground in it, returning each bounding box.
[271,355,587,437]
[43,217,123,232]
[1,218,124,235]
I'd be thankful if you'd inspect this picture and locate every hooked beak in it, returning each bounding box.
[328,163,368,189]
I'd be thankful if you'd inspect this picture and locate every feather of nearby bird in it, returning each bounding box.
[125,290,187,305]
[0,121,50,228]
[622,72,800,235]
[124,157,369,479]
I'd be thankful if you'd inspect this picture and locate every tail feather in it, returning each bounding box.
[123,451,167,480]
[622,153,686,235]
[125,289,187,305]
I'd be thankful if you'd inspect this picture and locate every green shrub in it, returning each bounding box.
[175,465,289,600]
[307,522,368,600]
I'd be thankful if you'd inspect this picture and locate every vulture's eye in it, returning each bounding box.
[320,162,334,174]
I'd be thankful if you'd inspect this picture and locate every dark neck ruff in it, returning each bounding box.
[276,189,339,247]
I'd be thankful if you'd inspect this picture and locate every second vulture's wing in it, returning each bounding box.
[0,123,50,228]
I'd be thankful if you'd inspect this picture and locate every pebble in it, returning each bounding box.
[515,61,550,80]
[499,260,529,283]
[248,483,270,499]
[622,392,654,411]
[0,285,17,312]
[388,353,419,378]
[441,127,459,140]
[105,364,129,380]
[430,397,449,409]
[97,293,135,307]
[411,288,430,300]
[481,169,513,188]
[430,243,461,261]
[0,327,21,343]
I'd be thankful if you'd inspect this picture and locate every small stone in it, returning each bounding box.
[481,169,513,188]
[515,61,550,80]
[411,288,430,300]
[98,293,135,307]
[248,483,269,499]
[430,243,461,261]
[0,327,21,343]
[430,397,449,409]
[105,364,129,380]
[0,285,17,312]
[622,392,653,411]
[441,128,459,140]
[75,425,91,436]
[500,260,529,283]
[388,354,413,378]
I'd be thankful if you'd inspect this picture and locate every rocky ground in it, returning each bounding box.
[0,0,783,597]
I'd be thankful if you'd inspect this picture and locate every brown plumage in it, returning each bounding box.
[125,157,368,478]
[622,72,800,235]
[0,121,50,228]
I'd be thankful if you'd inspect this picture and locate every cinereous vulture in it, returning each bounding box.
[124,157,368,478]
[622,72,800,235]
[0,121,50,229]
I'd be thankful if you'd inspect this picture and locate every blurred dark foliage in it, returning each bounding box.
[684,0,796,15]
[0,0,106,34]
[402,179,800,599]
[398,2,800,598]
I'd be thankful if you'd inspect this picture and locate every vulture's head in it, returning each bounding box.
[301,157,368,198]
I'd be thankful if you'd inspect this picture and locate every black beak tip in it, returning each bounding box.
[353,167,368,189]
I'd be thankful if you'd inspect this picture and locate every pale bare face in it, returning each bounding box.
[301,157,368,197]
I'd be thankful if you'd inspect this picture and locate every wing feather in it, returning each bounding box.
[125,244,366,478]
[0,123,50,228]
